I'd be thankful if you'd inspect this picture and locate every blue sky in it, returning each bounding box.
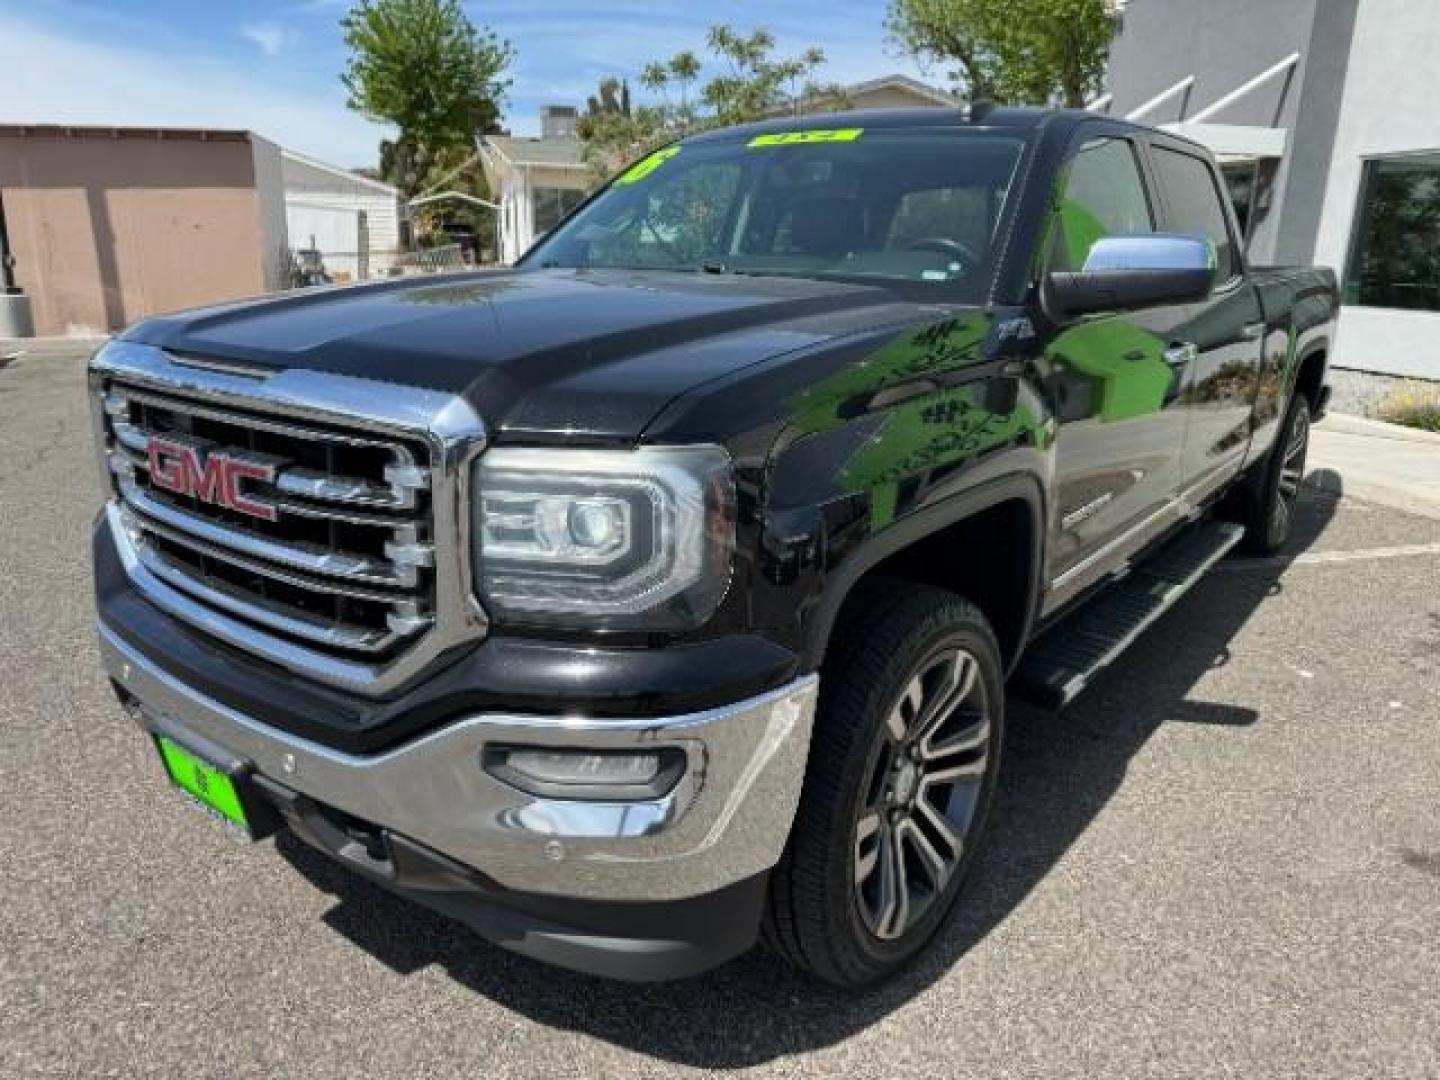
[0,0,940,169]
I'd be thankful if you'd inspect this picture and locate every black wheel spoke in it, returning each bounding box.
[920,711,989,764]
[885,677,922,743]
[854,809,882,884]
[911,798,962,871]
[872,823,910,940]
[911,651,976,745]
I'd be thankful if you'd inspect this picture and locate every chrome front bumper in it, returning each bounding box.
[100,626,818,902]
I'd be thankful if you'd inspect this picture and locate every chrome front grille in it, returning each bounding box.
[92,342,488,695]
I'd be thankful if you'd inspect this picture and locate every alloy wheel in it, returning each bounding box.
[852,646,991,942]
[1274,405,1310,534]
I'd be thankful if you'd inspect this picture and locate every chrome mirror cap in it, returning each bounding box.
[1082,233,1217,275]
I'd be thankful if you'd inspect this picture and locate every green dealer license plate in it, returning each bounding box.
[155,735,252,835]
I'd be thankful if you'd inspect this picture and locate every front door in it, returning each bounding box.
[1041,132,1193,613]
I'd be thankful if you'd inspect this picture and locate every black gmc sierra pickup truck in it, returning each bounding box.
[91,106,1337,986]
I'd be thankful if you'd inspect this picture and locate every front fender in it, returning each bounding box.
[747,313,1054,670]
[792,470,1048,672]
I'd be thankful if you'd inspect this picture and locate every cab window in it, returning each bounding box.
[1151,146,1239,282]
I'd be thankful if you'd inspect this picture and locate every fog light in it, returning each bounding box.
[484,746,685,800]
[510,749,659,785]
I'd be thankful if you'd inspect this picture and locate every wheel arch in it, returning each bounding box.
[801,472,1046,676]
[1293,345,1328,413]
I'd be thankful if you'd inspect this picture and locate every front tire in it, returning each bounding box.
[765,583,1004,987]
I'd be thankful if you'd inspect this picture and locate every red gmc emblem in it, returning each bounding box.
[146,436,278,522]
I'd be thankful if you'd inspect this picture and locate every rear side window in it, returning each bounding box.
[1151,146,1239,282]
[1049,137,1155,272]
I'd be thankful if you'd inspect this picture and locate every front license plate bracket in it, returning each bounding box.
[148,722,281,841]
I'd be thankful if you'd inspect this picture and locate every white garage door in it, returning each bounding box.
[285,202,361,280]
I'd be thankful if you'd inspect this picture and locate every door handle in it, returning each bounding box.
[1163,342,1198,368]
[1241,322,1266,341]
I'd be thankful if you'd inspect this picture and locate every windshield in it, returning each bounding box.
[524,127,1027,298]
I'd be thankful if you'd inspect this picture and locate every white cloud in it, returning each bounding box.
[0,13,389,167]
[240,21,298,58]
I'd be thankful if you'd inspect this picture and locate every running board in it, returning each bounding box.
[1013,521,1245,709]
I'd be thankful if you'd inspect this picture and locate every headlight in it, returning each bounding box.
[474,444,735,630]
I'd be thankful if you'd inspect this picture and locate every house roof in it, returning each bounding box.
[844,74,958,107]
[0,123,251,142]
[483,135,588,170]
[280,148,399,195]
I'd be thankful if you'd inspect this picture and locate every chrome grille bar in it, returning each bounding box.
[91,340,487,696]
[117,476,420,587]
[136,542,404,653]
[131,508,416,606]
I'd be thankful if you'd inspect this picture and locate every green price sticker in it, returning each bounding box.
[748,128,864,148]
[615,146,681,184]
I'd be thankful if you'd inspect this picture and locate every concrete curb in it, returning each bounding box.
[1310,410,1440,521]
[1301,460,1440,524]
[1305,465,1440,523]
[1321,411,1440,445]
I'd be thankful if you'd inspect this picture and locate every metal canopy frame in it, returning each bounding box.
[1090,52,1302,166]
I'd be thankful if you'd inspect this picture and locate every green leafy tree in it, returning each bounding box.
[580,24,845,178]
[577,77,667,178]
[341,0,513,198]
[583,77,633,123]
[669,51,701,113]
[701,26,837,126]
[886,0,1118,107]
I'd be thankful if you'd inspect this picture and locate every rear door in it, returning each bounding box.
[1041,130,1194,611]
[1145,141,1265,506]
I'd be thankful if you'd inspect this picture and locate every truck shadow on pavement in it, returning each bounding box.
[277,481,1340,1068]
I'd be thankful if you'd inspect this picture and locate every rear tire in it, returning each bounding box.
[764,582,1004,987]
[1233,394,1311,555]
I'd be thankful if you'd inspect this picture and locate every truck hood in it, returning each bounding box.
[122,268,923,441]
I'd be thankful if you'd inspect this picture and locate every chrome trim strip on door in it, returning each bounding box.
[1049,463,1246,593]
[1050,496,1184,592]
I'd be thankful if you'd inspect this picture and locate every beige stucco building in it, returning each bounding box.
[0,125,290,336]
[0,124,403,336]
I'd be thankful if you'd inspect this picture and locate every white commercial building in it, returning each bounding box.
[1103,0,1440,409]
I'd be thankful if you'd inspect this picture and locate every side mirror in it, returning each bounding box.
[1046,234,1216,318]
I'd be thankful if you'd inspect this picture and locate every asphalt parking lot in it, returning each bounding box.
[4,343,1439,1079]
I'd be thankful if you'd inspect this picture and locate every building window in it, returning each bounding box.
[1345,154,1440,311]
[533,187,586,238]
